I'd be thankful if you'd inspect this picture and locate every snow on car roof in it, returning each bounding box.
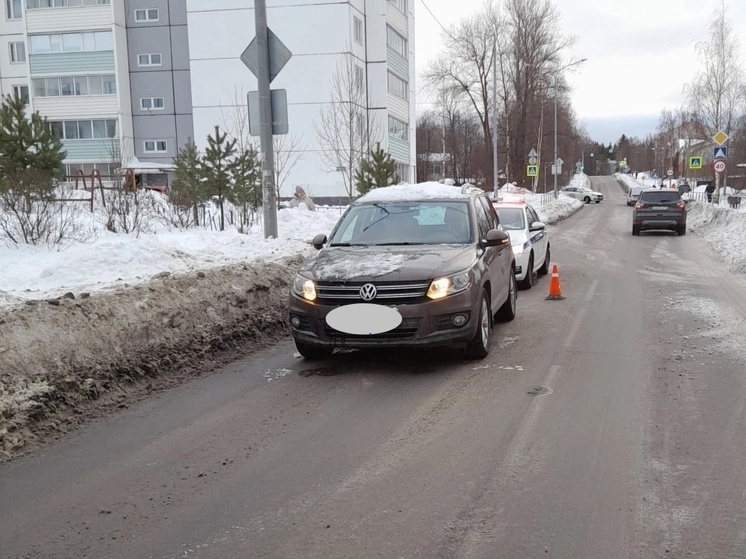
[357,182,472,203]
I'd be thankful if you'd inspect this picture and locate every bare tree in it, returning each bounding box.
[685,0,746,201]
[315,50,380,200]
[273,132,305,202]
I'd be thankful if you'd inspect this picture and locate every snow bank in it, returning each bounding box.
[687,202,746,273]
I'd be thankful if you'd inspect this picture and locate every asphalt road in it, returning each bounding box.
[4,176,746,559]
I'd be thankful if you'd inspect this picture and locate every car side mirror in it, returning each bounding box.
[529,221,545,232]
[481,228,510,248]
[312,234,327,250]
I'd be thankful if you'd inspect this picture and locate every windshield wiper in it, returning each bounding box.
[361,204,391,233]
[329,242,367,247]
[372,242,421,246]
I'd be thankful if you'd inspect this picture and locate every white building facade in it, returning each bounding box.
[185,0,416,200]
[0,0,415,196]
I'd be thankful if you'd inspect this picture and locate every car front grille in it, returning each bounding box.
[324,318,422,340]
[316,281,430,304]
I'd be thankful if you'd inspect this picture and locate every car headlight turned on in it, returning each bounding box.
[427,270,472,300]
[292,274,317,301]
[512,240,530,254]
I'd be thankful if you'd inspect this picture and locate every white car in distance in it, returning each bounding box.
[560,186,604,203]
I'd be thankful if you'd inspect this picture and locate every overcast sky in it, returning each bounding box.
[414,0,746,145]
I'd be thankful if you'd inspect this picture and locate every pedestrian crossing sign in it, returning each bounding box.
[689,156,703,170]
[526,164,538,177]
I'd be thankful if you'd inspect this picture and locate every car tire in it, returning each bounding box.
[677,225,686,236]
[295,340,334,360]
[632,224,640,236]
[584,196,591,203]
[519,253,534,290]
[465,290,492,359]
[538,245,550,275]
[496,269,517,322]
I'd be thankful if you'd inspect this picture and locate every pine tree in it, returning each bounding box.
[171,138,206,226]
[0,92,65,193]
[230,145,262,231]
[354,144,400,196]
[200,125,237,231]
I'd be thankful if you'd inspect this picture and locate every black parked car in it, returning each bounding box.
[632,189,687,236]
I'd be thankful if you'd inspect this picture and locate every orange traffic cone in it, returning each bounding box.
[546,264,565,300]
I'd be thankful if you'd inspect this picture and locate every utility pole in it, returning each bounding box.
[254,0,278,238]
[492,32,498,198]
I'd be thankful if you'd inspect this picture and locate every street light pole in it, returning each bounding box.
[552,58,587,200]
[492,26,498,198]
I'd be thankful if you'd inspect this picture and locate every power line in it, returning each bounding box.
[419,0,451,36]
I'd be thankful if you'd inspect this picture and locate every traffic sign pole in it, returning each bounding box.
[254,0,278,239]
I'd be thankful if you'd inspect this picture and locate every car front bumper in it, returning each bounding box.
[289,288,481,350]
[512,251,529,281]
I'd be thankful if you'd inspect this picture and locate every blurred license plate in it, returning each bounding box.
[652,206,668,210]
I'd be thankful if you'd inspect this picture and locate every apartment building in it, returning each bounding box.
[0,0,414,197]
[185,0,416,198]
[0,0,191,178]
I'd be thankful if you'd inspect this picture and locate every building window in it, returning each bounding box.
[6,0,21,19]
[49,118,117,140]
[354,66,364,91]
[134,8,158,21]
[353,16,362,44]
[388,116,409,141]
[387,71,408,100]
[12,84,29,102]
[386,26,407,59]
[391,0,407,13]
[140,96,164,110]
[27,0,111,8]
[9,41,25,62]
[144,140,167,153]
[396,162,409,183]
[138,53,162,67]
[32,74,116,97]
[29,31,113,53]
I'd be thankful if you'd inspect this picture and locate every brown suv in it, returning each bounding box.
[289,183,517,360]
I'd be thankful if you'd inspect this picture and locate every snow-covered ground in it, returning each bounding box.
[0,178,586,307]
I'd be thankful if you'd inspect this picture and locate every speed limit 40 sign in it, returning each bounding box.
[714,160,727,173]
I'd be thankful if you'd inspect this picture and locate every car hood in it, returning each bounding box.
[299,245,478,282]
[505,230,527,247]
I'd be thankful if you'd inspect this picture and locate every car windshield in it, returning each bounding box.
[640,191,680,203]
[328,201,472,246]
[496,207,525,231]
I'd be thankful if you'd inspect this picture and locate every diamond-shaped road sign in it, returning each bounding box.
[713,130,729,145]
[241,28,292,83]
[713,146,727,160]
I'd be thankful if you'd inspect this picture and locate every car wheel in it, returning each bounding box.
[519,253,534,289]
[632,224,640,236]
[584,196,591,203]
[295,340,334,360]
[496,269,517,322]
[677,224,686,236]
[465,290,492,359]
[538,245,551,275]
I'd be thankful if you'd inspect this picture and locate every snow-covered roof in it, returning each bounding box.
[123,156,176,172]
[357,182,470,203]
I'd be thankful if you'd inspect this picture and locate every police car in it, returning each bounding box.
[492,196,550,289]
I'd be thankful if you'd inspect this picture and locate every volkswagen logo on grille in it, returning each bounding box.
[359,283,377,301]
